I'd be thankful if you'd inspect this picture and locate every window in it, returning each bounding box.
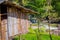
[1,4,7,14]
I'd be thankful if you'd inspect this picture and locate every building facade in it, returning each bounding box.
[0,0,37,40]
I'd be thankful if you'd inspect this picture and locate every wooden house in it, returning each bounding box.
[0,0,38,40]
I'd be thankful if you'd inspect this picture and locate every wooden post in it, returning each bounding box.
[7,7,9,40]
[0,14,2,40]
[18,11,22,40]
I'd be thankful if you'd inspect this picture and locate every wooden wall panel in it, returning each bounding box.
[7,8,17,37]
[13,10,19,35]
[7,7,21,37]
[16,11,22,34]
[25,14,29,32]
[20,13,29,34]
[20,13,25,33]
[7,7,29,38]
[8,13,14,36]
[1,19,8,40]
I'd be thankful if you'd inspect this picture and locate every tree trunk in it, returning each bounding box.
[46,0,52,40]
[37,19,41,40]
[48,20,52,40]
[38,20,40,32]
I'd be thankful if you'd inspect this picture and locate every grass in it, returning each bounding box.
[50,24,58,27]
[31,23,38,26]
[14,33,60,40]
[13,26,60,40]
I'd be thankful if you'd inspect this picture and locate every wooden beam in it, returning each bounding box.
[0,14,7,16]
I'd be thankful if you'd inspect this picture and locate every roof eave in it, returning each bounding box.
[0,1,39,14]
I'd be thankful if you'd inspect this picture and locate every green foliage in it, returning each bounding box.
[50,24,58,27]
[52,0,60,17]
[56,2,60,11]
[13,36,20,40]
[12,0,60,18]
[28,27,35,33]
[25,0,46,13]
[40,27,46,33]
